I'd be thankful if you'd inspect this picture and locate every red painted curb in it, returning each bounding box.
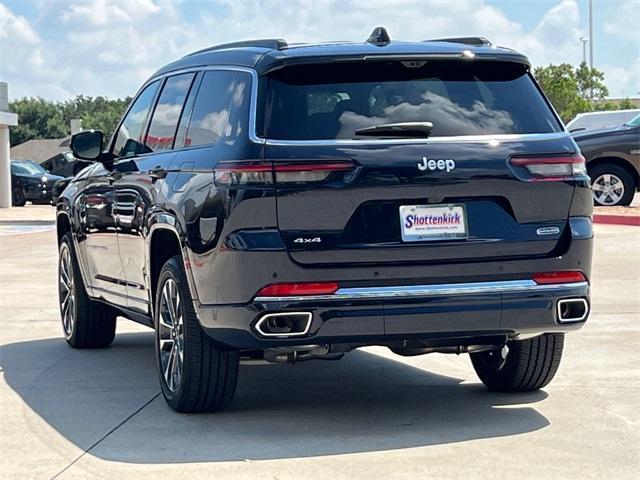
[593,214,640,226]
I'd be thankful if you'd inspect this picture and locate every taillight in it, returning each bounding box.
[214,161,355,186]
[509,154,586,181]
[533,271,586,284]
[256,282,339,297]
[275,162,354,184]
[214,164,273,186]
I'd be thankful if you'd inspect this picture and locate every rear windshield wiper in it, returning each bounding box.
[354,122,433,138]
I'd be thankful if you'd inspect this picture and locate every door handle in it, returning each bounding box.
[149,166,167,180]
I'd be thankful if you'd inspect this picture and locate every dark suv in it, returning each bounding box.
[56,29,593,413]
[572,114,640,206]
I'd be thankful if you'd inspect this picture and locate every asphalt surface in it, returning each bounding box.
[0,218,638,479]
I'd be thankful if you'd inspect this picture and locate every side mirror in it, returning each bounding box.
[71,131,104,161]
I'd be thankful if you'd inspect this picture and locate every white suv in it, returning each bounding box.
[567,109,640,133]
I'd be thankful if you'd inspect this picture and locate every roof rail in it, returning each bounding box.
[185,38,288,57]
[427,37,492,47]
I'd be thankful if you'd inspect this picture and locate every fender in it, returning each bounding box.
[56,208,94,298]
[146,213,200,313]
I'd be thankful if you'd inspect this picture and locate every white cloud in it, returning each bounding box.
[601,59,640,99]
[60,0,162,26]
[0,0,637,100]
[0,2,71,98]
[604,1,640,41]
[0,3,40,44]
[503,0,583,67]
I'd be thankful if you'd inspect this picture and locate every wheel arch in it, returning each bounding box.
[56,211,72,246]
[56,210,95,299]
[587,156,639,189]
[147,217,198,312]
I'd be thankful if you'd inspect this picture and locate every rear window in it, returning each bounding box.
[258,61,562,140]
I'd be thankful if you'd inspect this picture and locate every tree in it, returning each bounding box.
[617,98,636,110]
[8,95,130,146]
[575,61,608,100]
[61,95,131,140]
[533,62,618,123]
[533,63,591,122]
[9,98,67,145]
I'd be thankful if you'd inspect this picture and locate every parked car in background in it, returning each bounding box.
[40,151,91,177]
[567,109,640,133]
[573,114,640,206]
[10,160,64,206]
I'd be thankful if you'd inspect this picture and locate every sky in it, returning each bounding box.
[1,0,638,101]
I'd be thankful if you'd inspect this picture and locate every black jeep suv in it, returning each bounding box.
[56,29,593,413]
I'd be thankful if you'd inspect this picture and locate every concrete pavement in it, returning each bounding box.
[0,223,638,479]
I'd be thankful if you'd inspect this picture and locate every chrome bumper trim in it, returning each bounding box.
[254,280,589,302]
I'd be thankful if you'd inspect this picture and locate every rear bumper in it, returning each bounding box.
[196,278,590,350]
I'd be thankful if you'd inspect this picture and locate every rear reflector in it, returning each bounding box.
[533,271,586,284]
[510,154,586,181]
[256,282,339,297]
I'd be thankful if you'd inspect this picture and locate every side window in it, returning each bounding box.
[183,71,249,148]
[112,80,160,158]
[174,73,201,148]
[145,73,196,152]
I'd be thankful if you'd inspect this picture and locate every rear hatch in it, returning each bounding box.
[258,59,582,266]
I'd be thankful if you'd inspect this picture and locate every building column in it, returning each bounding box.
[0,125,11,208]
[0,82,19,209]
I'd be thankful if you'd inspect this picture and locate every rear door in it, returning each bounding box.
[111,73,196,311]
[79,162,126,303]
[260,60,582,267]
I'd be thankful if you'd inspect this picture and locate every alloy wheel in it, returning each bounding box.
[59,244,76,338]
[158,278,184,393]
[592,173,624,206]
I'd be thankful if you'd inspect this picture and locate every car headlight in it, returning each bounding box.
[41,176,48,183]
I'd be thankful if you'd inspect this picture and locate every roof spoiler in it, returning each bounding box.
[427,37,493,47]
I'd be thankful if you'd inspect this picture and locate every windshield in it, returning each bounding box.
[258,61,562,140]
[626,114,640,127]
[11,161,46,176]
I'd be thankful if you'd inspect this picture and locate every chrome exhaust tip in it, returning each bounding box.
[557,298,589,323]
[255,312,313,337]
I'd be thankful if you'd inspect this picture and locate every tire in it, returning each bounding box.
[154,256,239,413]
[58,234,117,348]
[470,333,564,392]
[11,187,26,207]
[589,163,635,206]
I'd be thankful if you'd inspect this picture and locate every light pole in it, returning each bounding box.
[588,0,594,99]
[580,37,588,65]
[0,82,19,209]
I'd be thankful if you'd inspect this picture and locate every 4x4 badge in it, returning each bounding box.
[293,237,322,243]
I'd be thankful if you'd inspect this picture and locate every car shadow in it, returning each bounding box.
[1,331,549,463]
